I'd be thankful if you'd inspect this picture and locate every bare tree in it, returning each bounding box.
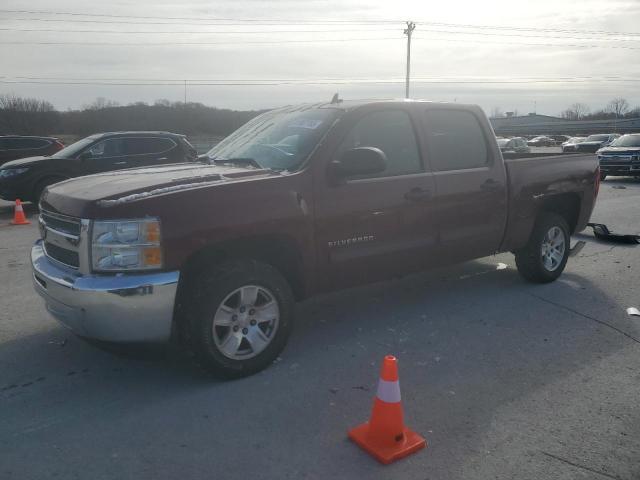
[606,97,629,117]
[83,97,120,111]
[0,94,58,134]
[560,102,590,120]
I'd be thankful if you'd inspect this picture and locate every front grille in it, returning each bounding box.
[40,211,81,236]
[44,242,79,268]
[39,209,83,269]
[599,156,634,165]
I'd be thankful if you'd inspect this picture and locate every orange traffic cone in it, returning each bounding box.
[348,355,426,464]
[10,199,30,225]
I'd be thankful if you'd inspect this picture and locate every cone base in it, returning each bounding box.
[10,220,30,225]
[348,422,427,464]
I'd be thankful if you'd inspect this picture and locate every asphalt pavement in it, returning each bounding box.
[1,177,639,480]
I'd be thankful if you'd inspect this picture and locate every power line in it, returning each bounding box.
[1,26,639,44]
[0,27,403,34]
[3,35,640,50]
[0,37,403,46]
[2,78,639,86]
[2,9,640,38]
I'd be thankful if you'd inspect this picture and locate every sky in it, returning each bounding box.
[2,0,640,116]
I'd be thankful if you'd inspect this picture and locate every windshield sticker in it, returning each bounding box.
[288,119,323,130]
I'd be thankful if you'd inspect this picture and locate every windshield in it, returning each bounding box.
[51,135,101,158]
[609,135,640,147]
[586,134,610,142]
[206,106,341,171]
[496,139,509,147]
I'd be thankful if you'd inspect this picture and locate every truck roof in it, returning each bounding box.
[282,98,478,112]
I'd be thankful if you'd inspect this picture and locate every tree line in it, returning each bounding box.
[490,97,640,120]
[0,95,263,137]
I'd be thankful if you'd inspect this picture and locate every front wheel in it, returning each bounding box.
[515,212,570,283]
[185,259,294,379]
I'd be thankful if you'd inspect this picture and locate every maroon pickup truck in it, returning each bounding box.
[32,100,600,378]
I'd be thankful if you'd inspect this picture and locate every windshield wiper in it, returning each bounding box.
[211,157,264,169]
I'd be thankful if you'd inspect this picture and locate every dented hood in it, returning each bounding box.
[41,162,276,216]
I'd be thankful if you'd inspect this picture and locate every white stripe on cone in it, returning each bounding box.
[376,379,401,403]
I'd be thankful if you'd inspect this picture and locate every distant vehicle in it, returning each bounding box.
[562,136,587,153]
[0,131,198,203]
[527,136,555,147]
[575,133,620,153]
[0,136,64,166]
[497,137,531,153]
[596,133,640,180]
[548,135,571,145]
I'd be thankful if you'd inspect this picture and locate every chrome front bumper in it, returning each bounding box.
[31,240,179,342]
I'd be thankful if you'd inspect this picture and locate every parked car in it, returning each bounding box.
[548,135,571,145]
[596,133,640,180]
[561,136,587,153]
[497,137,531,153]
[575,133,620,153]
[527,136,555,147]
[0,131,198,203]
[32,100,599,378]
[0,136,64,166]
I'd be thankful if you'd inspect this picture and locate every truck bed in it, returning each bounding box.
[500,153,599,252]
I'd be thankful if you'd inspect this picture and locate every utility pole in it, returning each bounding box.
[184,80,187,105]
[404,21,416,99]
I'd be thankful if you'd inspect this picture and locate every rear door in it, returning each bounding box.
[421,107,508,260]
[313,105,438,290]
[122,137,179,167]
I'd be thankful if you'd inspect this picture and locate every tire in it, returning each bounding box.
[185,259,294,379]
[33,177,65,205]
[515,212,570,283]
[599,172,607,181]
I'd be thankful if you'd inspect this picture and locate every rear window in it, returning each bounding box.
[424,109,489,171]
[125,137,176,155]
[3,138,50,150]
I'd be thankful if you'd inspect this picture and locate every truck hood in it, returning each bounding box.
[42,163,278,214]
[1,156,49,168]
[597,147,640,155]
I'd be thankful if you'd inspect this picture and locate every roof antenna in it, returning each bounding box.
[330,92,342,104]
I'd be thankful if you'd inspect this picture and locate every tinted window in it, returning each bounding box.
[4,138,49,150]
[338,110,421,177]
[88,138,126,158]
[424,109,488,171]
[125,137,175,155]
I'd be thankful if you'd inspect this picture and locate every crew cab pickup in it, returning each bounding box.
[31,100,600,378]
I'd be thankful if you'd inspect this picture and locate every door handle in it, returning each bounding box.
[114,161,128,165]
[157,157,168,161]
[404,187,431,202]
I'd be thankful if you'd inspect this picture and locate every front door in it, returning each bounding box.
[313,107,438,291]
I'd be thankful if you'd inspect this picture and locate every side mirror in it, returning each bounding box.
[330,147,387,180]
[78,151,92,161]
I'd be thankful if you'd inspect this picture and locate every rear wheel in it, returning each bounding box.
[515,212,570,283]
[185,259,294,379]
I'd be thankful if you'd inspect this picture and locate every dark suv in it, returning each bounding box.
[0,131,198,202]
[0,136,65,165]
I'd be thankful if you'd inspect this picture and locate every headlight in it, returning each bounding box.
[91,218,162,271]
[0,167,29,178]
